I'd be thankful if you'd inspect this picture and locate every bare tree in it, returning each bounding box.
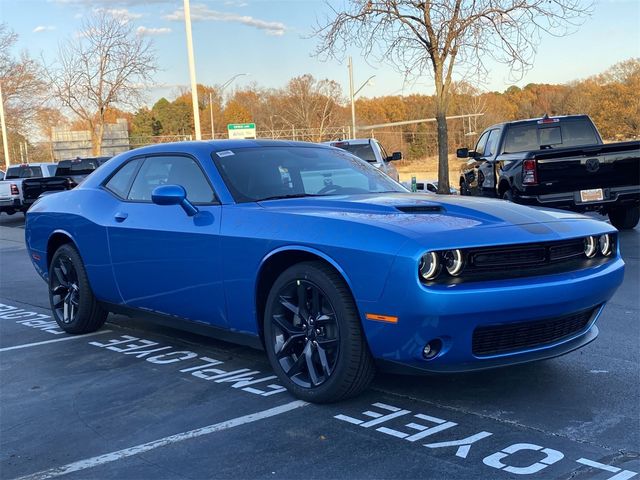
[0,24,48,136]
[282,74,344,141]
[46,11,157,155]
[315,0,591,193]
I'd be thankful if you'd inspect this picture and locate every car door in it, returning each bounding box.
[477,129,500,192]
[105,154,227,328]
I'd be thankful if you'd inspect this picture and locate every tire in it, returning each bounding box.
[502,189,514,202]
[49,243,107,334]
[263,261,375,403]
[460,181,470,196]
[608,206,640,230]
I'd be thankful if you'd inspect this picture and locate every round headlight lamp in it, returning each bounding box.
[443,249,464,276]
[584,236,598,258]
[599,234,612,256]
[419,252,440,281]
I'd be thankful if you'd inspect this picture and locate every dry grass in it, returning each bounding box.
[395,154,467,184]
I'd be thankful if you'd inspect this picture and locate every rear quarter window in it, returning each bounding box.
[104,159,142,199]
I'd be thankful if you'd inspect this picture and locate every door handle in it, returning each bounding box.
[114,212,128,222]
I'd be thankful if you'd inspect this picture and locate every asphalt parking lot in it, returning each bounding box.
[1,212,638,480]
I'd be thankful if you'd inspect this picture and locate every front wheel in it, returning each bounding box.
[608,206,640,230]
[263,261,374,403]
[49,244,107,334]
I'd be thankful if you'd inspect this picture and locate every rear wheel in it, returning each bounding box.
[263,261,374,403]
[608,206,640,230]
[49,244,107,334]
[502,189,514,202]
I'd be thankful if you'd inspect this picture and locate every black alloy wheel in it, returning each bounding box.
[270,279,340,388]
[50,254,80,325]
[48,244,107,334]
[264,261,375,403]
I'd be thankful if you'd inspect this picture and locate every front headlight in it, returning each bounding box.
[443,249,464,276]
[599,234,612,256]
[419,252,440,280]
[584,236,598,258]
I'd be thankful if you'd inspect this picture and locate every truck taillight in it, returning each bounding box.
[10,183,19,195]
[522,159,538,185]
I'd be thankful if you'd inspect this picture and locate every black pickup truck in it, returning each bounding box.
[21,156,110,210]
[457,115,640,229]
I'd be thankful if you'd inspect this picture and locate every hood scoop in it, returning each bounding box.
[395,205,444,214]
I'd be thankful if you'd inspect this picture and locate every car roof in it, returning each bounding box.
[322,139,374,146]
[126,139,337,157]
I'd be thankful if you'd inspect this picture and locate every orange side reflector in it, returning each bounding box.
[365,313,398,324]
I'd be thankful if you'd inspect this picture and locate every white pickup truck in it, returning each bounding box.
[0,163,57,215]
[323,138,401,182]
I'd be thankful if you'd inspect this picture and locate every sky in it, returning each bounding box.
[1,0,639,107]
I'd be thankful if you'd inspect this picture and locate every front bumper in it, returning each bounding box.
[516,185,640,211]
[358,256,625,373]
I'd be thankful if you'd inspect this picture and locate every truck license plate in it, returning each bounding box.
[580,188,603,202]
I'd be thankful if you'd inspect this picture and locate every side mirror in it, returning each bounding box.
[152,184,199,217]
[387,151,403,161]
[456,148,469,158]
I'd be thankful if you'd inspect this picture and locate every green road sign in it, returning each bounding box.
[227,123,256,139]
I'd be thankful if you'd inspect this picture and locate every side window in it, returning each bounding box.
[104,159,142,199]
[484,129,500,157]
[474,131,490,157]
[128,156,215,204]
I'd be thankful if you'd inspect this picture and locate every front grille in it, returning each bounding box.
[472,247,546,267]
[549,241,585,261]
[453,237,614,283]
[472,307,597,356]
[468,238,585,271]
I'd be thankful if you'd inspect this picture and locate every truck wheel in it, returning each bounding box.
[608,206,640,230]
[460,181,470,196]
[263,261,375,403]
[49,244,108,334]
[502,190,514,202]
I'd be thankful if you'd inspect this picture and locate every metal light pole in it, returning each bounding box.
[183,0,201,140]
[0,83,10,167]
[210,73,248,140]
[348,57,375,139]
[348,57,355,139]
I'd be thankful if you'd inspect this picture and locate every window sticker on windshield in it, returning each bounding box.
[216,150,235,157]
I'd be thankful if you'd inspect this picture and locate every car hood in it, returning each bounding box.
[257,193,611,244]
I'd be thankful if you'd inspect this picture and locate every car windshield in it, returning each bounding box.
[212,146,404,203]
[5,166,43,179]
[331,143,377,162]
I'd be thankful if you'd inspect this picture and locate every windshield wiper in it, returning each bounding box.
[258,193,323,201]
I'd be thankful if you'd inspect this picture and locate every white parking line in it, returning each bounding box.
[15,400,308,480]
[0,330,113,352]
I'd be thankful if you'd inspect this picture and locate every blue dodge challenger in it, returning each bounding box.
[25,140,624,402]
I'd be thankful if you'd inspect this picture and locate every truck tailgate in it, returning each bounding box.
[0,182,13,198]
[22,177,69,201]
[535,141,640,193]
